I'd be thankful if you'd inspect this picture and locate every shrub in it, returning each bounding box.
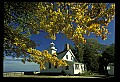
[79,70,93,76]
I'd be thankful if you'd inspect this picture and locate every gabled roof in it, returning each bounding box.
[69,50,78,62]
[57,50,68,59]
[57,49,78,62]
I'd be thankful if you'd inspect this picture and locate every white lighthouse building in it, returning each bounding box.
[48,42,57,55]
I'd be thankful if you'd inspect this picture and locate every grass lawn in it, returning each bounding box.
[3,72,114,79]
[3,74,110,78]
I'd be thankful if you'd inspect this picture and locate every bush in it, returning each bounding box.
[80,70,93,76]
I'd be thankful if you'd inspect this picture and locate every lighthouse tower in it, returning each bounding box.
[48,42,57,55]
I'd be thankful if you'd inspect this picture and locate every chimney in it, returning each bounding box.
[64,43,70,51]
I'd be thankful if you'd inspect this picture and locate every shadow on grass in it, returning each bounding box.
[24,72,35,75]
[92,75,114,79]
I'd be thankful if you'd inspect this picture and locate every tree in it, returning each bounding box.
[71,38,103,72]
[83,38,100,72]
[99,44,109,53]
[98,43,115,74]
[102,43,115,64]
[102,43,115,74]
[4,2,115,70]
[107,43,115,63]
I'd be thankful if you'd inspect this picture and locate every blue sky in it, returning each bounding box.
[30,17,115,53]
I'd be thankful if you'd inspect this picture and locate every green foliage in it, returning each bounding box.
[102,43,115,63]
[82,38,100,72]
[97,43,115,74]
[103,44,114,66]
[80,70,93,76]
[99,44,108,53]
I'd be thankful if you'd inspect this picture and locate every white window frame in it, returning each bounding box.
[75,64,79,70]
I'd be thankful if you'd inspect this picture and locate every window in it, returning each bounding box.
[49,62,51,69]
[66,55,68,59]
[54,65,57,68]
[54,63,58,69]
[65,65,69,70]
[71,56,73,60]
[75,64,79,70]
[81,65,83,71]
[107,66,110,70]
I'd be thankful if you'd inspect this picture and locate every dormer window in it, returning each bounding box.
[66,55,68,59]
